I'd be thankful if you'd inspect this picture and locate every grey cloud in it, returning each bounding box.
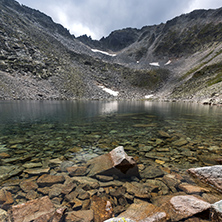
[17,0,221,39]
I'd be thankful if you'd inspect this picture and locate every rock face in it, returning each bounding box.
[87,146,140,178]
[188,165,222,192]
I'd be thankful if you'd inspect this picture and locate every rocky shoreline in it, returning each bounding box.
[1,146,222,222]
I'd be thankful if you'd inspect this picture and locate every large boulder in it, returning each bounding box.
[87,146,140,178]
[188,165,222,192]
[162,195,211,221]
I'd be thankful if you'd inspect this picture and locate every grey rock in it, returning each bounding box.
[169,195,211,221]
[188,165,222,192]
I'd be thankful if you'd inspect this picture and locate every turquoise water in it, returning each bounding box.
[0,100,221,169]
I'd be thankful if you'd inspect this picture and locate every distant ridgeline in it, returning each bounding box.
[0,0,222,103]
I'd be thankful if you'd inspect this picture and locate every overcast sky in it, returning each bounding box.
[16,0,222,40]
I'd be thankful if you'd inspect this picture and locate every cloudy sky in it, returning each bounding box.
[17,0,222,40]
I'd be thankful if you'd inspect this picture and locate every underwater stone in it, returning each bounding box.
[87,146,140,178]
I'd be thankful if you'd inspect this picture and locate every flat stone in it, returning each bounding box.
[99,180,124,187]
[37,187,50,195]
[87,146,140,178]
[119,200,168,221]
[188,165,222,192]
[65,210,93,222]
[9,196,55,222]
[49,158,63,166]
[96,175,114,182]
[140,166,164,179]
[172,138,188,147]
[72,176,100,189]
[48,184,64,199]
[23,162,43,169]
[20,180,38,192]
[25,190,39,200]
[24,168,50,175]
[61,179,77,195]
[158,130,171,138]
[109,187,126,198]
[146,179,169,195]
[155,159,165,165]
[123,182,151,199]
[178,183,209,194]
[37,174,65,187]
[133,123,157,128]
[67,166,88,176]
[0,165,16,182]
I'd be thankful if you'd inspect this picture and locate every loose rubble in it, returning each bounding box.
[0,147,222,221]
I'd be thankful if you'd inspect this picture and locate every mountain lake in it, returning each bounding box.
[0,100,222,208]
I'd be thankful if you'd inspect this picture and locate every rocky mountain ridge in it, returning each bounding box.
[0,0,222,103]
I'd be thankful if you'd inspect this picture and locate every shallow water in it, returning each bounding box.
[0,100,221,170]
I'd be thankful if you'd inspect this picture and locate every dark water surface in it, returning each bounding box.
[0,100,221,171]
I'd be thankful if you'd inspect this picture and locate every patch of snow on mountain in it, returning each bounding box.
[145,94,154,99]
[91,49,116,57]
[165,60,171,65]
[98,86,119,96]
[149,62,160,67]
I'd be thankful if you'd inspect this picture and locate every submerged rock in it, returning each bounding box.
[87,146,140,178]
[9,196,55,222]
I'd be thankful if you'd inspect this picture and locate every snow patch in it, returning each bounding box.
[98,86,119,96]
[165,60,171,65]
[149,62,160,67]
[145,94,154,99]
[91,49,116,57]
